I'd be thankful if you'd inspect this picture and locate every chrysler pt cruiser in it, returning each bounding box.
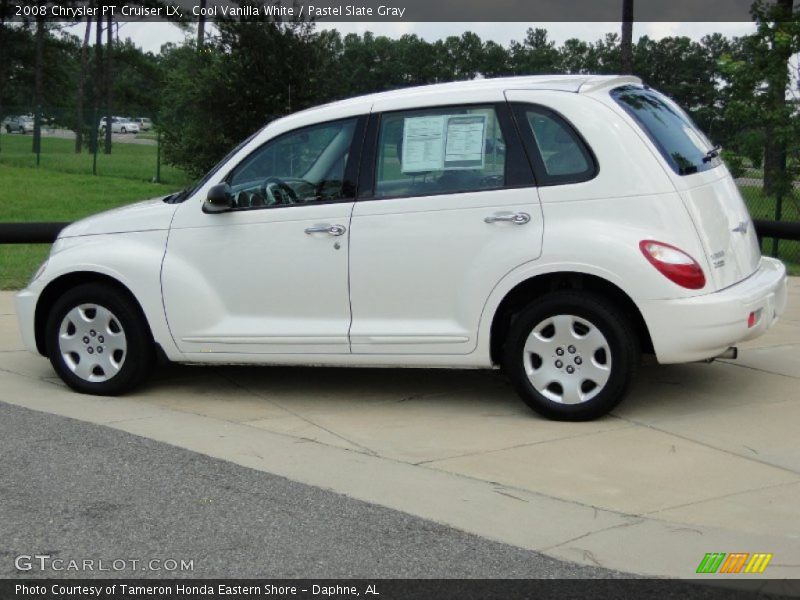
[16,75,788,420]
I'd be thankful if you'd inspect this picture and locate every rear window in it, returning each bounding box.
[611,85,720,176]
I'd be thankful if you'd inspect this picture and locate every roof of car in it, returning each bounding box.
[295,74,642,116]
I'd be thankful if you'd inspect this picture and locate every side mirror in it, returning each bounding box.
[203,183,233,213]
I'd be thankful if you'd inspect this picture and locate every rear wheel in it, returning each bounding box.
[45,284,154,395]
[503,290,639,421]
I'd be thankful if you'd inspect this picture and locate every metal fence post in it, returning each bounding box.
[155,127,162,183]
[772,190,784,258]
[34,105,41,167]
[92,108,99,176]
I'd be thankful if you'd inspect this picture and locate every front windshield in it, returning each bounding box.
[610,85,720,176]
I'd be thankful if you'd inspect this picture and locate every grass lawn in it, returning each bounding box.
[0,132,191,187]
[0,163,182,289]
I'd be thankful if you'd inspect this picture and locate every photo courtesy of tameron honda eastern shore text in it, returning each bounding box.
[15,75,788,421]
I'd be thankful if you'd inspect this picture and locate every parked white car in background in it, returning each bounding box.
[133,117,153,131]
[98,116,140,134]
[16,75,788,420]
[3,115,35,134]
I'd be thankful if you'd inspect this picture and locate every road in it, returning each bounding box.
[2,401,778,599]
[0,401,621,580]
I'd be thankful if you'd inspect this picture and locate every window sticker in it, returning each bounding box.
[444,115,486,169]
[401,113,488,173]
[401,115,446,172]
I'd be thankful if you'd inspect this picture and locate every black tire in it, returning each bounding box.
[120,127,126,133]
[5,126,10,134]
[503,290,640,421]
[45,283,154,395]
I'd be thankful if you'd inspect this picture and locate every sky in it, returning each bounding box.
[104,21,757,54]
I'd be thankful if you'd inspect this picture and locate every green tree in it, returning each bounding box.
[509,28,561,74]
[719,0,800,195]
[160,15,321,178]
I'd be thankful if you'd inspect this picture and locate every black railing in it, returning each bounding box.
[0,222,69,243]
[754,219,800,242]
[1,219,799,245]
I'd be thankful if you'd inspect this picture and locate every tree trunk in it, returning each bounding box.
[93,13,103,155]
[763,0,793,198]
[75,15,92,153]
[197,0,207,48]
[32,12,45,154]
[104,13,113,154]
[0,0,7,142]
[620,0,634,74]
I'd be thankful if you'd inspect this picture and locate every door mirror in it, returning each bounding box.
[203,183,233,213]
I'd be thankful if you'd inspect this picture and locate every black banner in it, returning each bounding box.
[2,579,799,600]
[2,0,767,23]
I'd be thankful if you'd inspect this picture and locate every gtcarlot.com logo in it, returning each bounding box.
[696,552,773,574]
[15,554,194,573]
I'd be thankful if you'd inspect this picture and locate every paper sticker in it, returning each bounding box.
[401,113,488,173]
[401,116,446,173]
[444,115,486,169]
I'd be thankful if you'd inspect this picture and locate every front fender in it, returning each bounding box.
[35,231,182,360]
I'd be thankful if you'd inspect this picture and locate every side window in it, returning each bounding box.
[374,106,507,199]
[514,105,596,185]
[227,118,357,209]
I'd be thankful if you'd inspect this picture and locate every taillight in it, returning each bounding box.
[639,240,706,290]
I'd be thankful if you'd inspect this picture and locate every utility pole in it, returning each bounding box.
[621,0,634,75]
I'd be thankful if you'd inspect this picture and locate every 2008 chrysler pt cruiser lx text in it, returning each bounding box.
[16,75,788,421]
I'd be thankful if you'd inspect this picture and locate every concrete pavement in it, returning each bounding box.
[1,401,629,580]
[1,280,799,589]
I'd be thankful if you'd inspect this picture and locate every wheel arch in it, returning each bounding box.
[488,271,654,366]
[34,271,156,356]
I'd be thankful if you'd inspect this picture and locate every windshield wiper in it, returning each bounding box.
[165,187,193,204]
[702,146,722,163]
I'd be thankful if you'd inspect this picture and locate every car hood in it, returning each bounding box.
[58,197,179,238]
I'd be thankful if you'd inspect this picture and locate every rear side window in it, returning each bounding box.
[374,106,507,198]
[511,104,597,186]
[611,85,720,176]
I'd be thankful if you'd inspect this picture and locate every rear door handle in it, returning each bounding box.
[484,212,531,225]
[304,224,347,236]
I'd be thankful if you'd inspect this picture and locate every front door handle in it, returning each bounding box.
[304,224,347,236]
[484,212,531,225]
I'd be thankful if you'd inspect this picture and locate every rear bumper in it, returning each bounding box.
[641,257,788,364]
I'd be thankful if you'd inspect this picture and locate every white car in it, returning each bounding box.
[16,75,788,420]
[133,117,153,131]
[98,117,139,134]
[4,115,35,134]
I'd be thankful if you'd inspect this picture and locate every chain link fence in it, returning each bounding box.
[0,106,187,187]
[736,171,800,274]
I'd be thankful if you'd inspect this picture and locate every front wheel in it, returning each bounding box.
[45,284,154,395]
[503,291,640,421]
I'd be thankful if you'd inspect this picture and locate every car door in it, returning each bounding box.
[162,116,365,356]
[348,101,544,355]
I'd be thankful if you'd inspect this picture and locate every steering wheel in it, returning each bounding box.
[260,177,299,206]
